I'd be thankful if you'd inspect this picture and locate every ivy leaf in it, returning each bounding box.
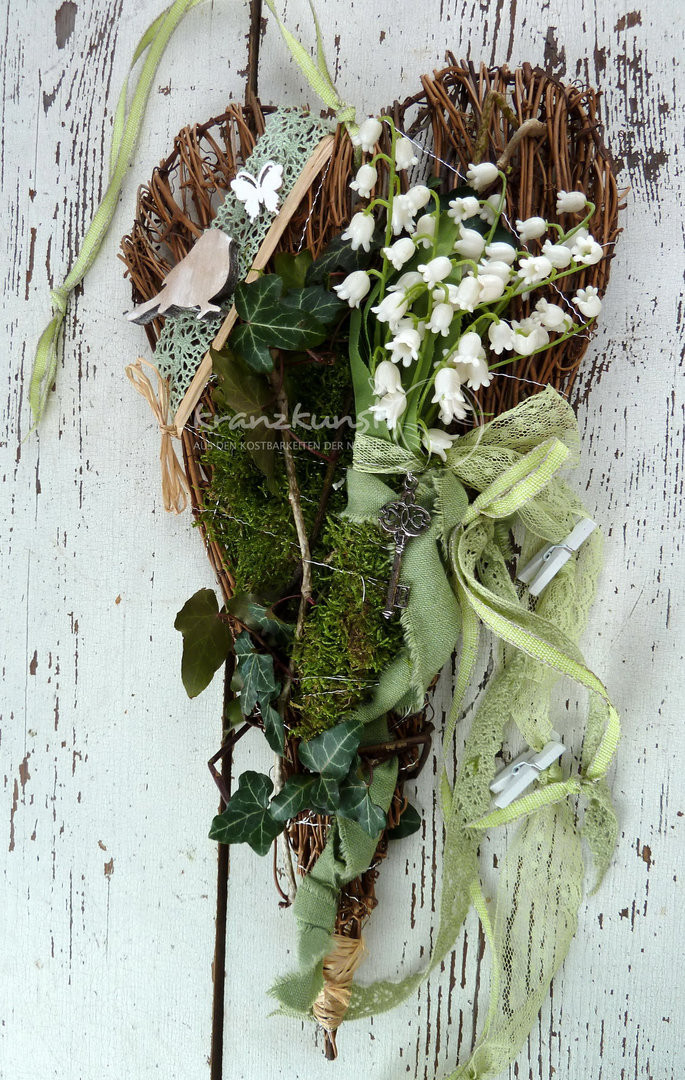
[174,588,232,699]
[306,233,375,285]
[353,792,387,837]
[274,250,313,292]
[387,803,422,840]
[270,774,315,822]
[298,719,362,779]
[282,285,346,326]
[232,276,327,371]
[309,775,341,814]
[261,702,285,755]
[208,771,282,855]
[209,346,269,414]
[338,762,387,837]
[236,645,280,715]
[226,594,294,647]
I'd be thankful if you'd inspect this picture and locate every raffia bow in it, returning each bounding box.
[125,358,189,514]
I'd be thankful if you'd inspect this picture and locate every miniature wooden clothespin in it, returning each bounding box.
[518,517,597,597]
[489,740,566,808]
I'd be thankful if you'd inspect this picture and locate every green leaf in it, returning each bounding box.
[226,594,294,647]
[387,803,422,840]
[298,719,362,779]
[338,763,388,837]
[209,346,269,414]
[309,775,341,814]
[270,774,315,822]
[224,697,244,728]
[236,646,280,715]
[174,588,232,699]
[281,285,346,326]
[352,791,387,837]
[232,276,327,370]
[274,250,313,292]
[261,702,285,755]
[208,771,283,855]
[306,234,374,285]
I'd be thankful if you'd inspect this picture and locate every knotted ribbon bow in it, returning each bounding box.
[125,358,189,514]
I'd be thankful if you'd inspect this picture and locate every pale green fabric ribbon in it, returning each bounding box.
[28,0,202,428]
[273,388,619,1080]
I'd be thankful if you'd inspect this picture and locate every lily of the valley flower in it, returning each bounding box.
[371,291,409,329]
[411,213,437,249]
[454,227,486,260]
[452,275,481,312]
[478,258,512,283]
[394,136,419,171]
[432,367,469,423]
[391,193,417,235]
[573,286,602,318]
[541,239,572,268]
[485,241,517,265]
[447,195,480,223]
[418,256,452,285]
[386,325,422,366]
[351,116,383,152]
[569,233,603,265]
[511,317,550,355]
[341,211,375,252]
[422,427,458,461]
[382,236,416,271]
[333,269,371,308]
[387,270,424,294]
[477,273,506,303]
[517,254,554,286]
[466,161,499,191]
[349,163,377,198]
[488,319,515,354]
[516,216,547,242]
[406,185,432,212]
[370,389,407,430]
[374,359,403,396]
[449,331,486,365]
[479,193,502,225]
[556,190,587,214]
[454,355,493,390]
[428,302,455,337]
[534,298,573,332]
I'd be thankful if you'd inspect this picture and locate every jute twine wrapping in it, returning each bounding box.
[120,63,620,1052]
[125,358,189,513]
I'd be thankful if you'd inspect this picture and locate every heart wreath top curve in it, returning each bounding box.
[29,2,624,1077]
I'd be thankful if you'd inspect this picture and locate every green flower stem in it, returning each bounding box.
[483,171,508,245]
[489,318,594,369]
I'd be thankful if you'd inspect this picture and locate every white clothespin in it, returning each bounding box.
[518,517,597,597]
[489,740,565,808]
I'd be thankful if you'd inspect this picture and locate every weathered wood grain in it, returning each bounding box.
[1,2,682,1079]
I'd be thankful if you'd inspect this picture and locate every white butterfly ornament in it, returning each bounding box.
[230,161,284,221]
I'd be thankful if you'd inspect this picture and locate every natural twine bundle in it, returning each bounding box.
[120,61,620,1057]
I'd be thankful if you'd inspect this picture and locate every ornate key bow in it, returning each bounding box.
[378,473,431,619]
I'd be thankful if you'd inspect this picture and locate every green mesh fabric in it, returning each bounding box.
[154,108,329,413]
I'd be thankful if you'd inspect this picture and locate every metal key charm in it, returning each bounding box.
[378,473,431,619]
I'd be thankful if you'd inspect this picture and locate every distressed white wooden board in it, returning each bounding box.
[1,2,683,1080]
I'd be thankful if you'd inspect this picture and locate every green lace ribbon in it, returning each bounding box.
[28,0,202,429]
[273,387,619,1080]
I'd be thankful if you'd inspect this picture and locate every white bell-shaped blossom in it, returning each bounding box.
[428,302,455,337]
[485,241,517,265]
[541,239,572,268]
[386,325,422,367]
[351,116,383,152]
[556,190,587,214]
[569,233,603,265]
[406,185,432,212]
[422,427,458,462]
[454,355,493,390]
[477,273,506,303]
[373,359,403,396]
[411,213,437,249]
[333,269,371,308]
[394,137,419,171]
[342,212,375,252]
[371,291,409,329]
[488,319,515,354]
[447,195,480,223]
[448,331,486,366]
[452,275,481,312]
[510,317,550,355]
[370,389,407,430]
[418,256,452,285]
[534,298,573,332]
[573,286,602,318]
[432,367,469,423]
[387,270,424,294]
[454,227,486,260]
[517,255,554,286]
[516,216,547,242]
[561,226,589,249]
[391,193,417,235]
[382,236,416,271]
[466,162,499,191]
[479,193,502,225]
[349,163,378,198]
[478,259,512,283]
